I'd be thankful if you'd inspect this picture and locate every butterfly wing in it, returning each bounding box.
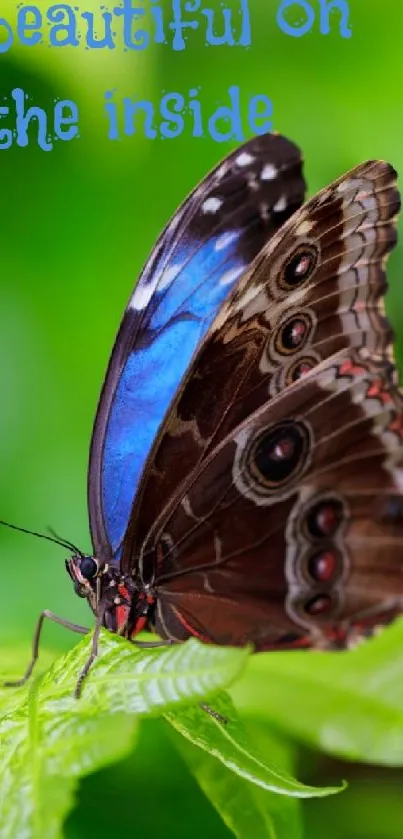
[128,160,400,556]
[124,159,403,647]
[149,348,403,648]
[88,134,306,561]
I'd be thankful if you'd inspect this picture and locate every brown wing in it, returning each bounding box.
[149,350,403,647]
[125,160,400,564]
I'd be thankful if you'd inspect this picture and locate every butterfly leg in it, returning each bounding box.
[74,610,107,699]
[3,610,89,688]
[200,702,227,724]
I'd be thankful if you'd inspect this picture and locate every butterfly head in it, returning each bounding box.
[65,553,102,599]
[65,553,111,613]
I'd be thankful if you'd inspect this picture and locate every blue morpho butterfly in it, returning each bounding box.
[4,133,403,696]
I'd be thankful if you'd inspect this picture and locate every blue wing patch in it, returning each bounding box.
[88,134,306,560]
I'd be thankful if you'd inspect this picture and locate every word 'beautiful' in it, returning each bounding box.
[0,0,251,52]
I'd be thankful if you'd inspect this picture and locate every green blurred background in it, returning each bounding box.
[1,0,403,836]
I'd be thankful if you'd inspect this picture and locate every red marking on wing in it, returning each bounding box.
[366,379,393,405]
[339,360,366,378]
[170,604,212,644]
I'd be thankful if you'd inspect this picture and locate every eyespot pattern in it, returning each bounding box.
[285,357,317,385]
[307,550,338,583]
[233,417,314,507]
[249,420,311,490]
[279,243,319,291]
[274,313,313,356]
[305,499,344,539]
[285,493,349,627]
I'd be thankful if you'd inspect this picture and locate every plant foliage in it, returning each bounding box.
[0,632,341,838]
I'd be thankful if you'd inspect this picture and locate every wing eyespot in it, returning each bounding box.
[305,499,345,539]
[248,420,311,490]
[307,550,339,583]
[274,313,313,355]
[285,357,317,384]
[289,588,342,624]
[280,242,319,291]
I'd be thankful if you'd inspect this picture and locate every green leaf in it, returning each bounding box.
[0,632,249,839]
[38,631,250,715]
[166,692,342,800]
[169,710,305,839]
[0,695,137,839]
[231,618,403,765]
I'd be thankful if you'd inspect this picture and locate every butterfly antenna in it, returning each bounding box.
[0,519,83,555]
[46,527,83,556]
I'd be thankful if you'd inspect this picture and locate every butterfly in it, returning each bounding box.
[5,132,403,696]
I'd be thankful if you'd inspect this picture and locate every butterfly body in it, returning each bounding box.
[66,134,403,664]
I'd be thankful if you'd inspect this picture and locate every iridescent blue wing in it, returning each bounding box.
[88,133,306,561]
